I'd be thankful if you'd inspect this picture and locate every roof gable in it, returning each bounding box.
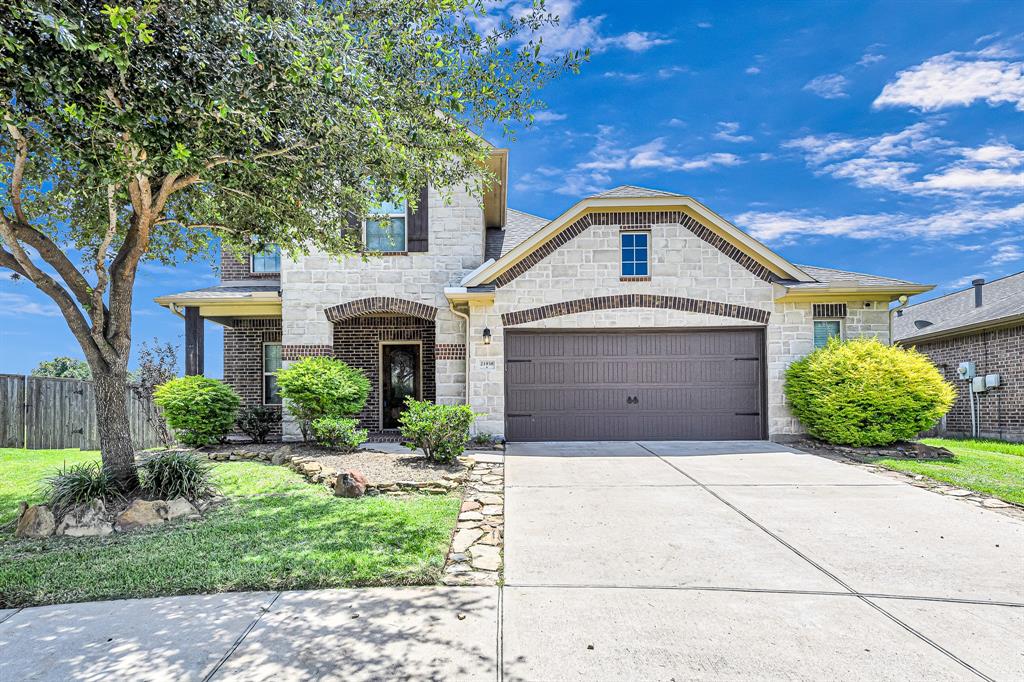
[465,193,811,288]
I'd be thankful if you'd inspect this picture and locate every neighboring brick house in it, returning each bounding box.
[894,273,1024,442]
[156,144,932,442]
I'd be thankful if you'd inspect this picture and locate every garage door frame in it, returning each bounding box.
[503,327,768,442]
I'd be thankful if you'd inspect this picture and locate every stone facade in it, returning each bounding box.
[910,325,1024,442]
[217,192,898,442]
[277,184,483,438]
[223,318,283,436]
[464,214,891,439]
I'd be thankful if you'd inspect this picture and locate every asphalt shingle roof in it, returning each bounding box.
[788,265,919,289]
[594,185,682,198]
[158,281,280,300]
[894,271,1024,342]
[499,208,550,256]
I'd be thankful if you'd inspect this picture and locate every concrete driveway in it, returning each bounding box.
[502,440,1024,681]
[2,441,1022,680]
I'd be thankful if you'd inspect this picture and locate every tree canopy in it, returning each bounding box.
[0,0,582,487]
[31,356,92,379]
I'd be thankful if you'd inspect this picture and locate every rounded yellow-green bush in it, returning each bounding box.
[784,337,955,446]
[153,376,241,447]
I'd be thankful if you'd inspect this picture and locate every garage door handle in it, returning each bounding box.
[508,413,532,418]
[735,412,760,416]
[506,359,532,363]
[734,357,760,361]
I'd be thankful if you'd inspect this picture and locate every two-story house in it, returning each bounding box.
[156,142,932,442]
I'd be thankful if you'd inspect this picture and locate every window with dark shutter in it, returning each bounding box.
[406,186,429,252]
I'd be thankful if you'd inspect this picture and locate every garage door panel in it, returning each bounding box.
[506,329,765,442]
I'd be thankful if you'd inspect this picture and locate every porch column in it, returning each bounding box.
[184,306,205,376]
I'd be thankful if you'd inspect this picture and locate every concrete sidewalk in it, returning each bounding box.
[0,588,499,681]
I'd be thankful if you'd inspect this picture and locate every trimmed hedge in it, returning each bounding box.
[275,356,370,441]
[398,400,478,463]
[785,337,955,447]
[153,376,240,447]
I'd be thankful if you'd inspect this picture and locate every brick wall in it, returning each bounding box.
[221,250,280,281]
[911,325,1024,442]
[223,318,283,437]
[332,316,437,432]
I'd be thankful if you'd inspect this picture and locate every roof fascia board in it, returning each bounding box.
[464,195,809,286]
[776,285,933,303]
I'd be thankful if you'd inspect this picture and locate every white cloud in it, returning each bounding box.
[628,140,743,171]
[533,110,568,123]
[667,118,687,127]
[745,66,761,75]
[713,121,754,143]
[784,123,1023,195]
[489,1,672,55]
[949,273,987,289]
[991,244,1023,265]
[734,203,1024,243]
[874,47,1024,111]
[857,52,886,67]
[0,291,60,317]
[602,70,644,82]
[697,21,713,29]
[604,65,689,82]
[803,73,850,99]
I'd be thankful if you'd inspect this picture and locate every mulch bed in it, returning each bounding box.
[791,438,955,462]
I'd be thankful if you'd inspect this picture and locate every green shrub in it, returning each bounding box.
[312,417,368,453]
[236,406,278,444]
[153,376,240,447]
[43,462,123,515]
[398,400,479,463]
[785,337,955,447]
[275,357,371,441]
[140,451,217,500]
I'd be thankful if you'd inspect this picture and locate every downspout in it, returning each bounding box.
[167,302,187,320]
[448,301,471,406]
[888,294,909,346]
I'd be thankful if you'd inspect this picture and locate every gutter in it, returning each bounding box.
[895,313,1024,346]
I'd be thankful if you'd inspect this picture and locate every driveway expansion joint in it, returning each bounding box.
[636,442,999,682]
[203,591,281,682]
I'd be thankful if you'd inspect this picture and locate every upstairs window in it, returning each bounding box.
[813,320,842,348]
[621,232,649,277]
[365,200,408,252]
[251,246,281,273]
[263,343,282,405]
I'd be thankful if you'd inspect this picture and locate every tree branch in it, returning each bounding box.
[3,114,29,225]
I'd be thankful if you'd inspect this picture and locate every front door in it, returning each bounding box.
[381,344,420,429]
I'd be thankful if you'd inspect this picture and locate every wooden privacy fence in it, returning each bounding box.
[0,374,166,450]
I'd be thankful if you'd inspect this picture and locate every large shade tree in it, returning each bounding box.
[1,0,582,490]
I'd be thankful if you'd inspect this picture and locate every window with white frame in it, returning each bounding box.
[263,343,282,405]
[364,200,407,252]
[621,232,650,277]
[251,246,281,273]
[813,319,842,348]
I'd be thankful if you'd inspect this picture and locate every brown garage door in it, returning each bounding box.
[505,329,765,441]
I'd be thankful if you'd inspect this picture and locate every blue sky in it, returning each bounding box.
[2,0,1022,376]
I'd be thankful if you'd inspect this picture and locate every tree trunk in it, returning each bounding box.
[93,369,140,491]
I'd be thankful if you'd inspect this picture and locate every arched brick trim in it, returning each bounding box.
[501,294,770,327]
[492,210,778,287]
[324,297,437,323]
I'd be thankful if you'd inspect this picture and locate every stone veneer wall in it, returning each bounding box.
[332,316,437,432]
[910,325,1023,442]
[463,211,891,439]
[278,184,483,439]
[223,318,283,437]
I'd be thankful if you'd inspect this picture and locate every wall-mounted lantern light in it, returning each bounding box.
[482,327,492,345]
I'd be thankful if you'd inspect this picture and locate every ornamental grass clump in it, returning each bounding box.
[140,451,217,501]
[43,462,123,516]
[784,337,955,447]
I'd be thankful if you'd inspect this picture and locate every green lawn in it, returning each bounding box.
[0,448,459,607]
[871,438,1024,505]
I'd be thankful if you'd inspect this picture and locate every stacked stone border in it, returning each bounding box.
[492,210,779,287]
[501,294,771,327]
[208,447,471,496]
[443,459,504,586]
[324,297,437,323]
